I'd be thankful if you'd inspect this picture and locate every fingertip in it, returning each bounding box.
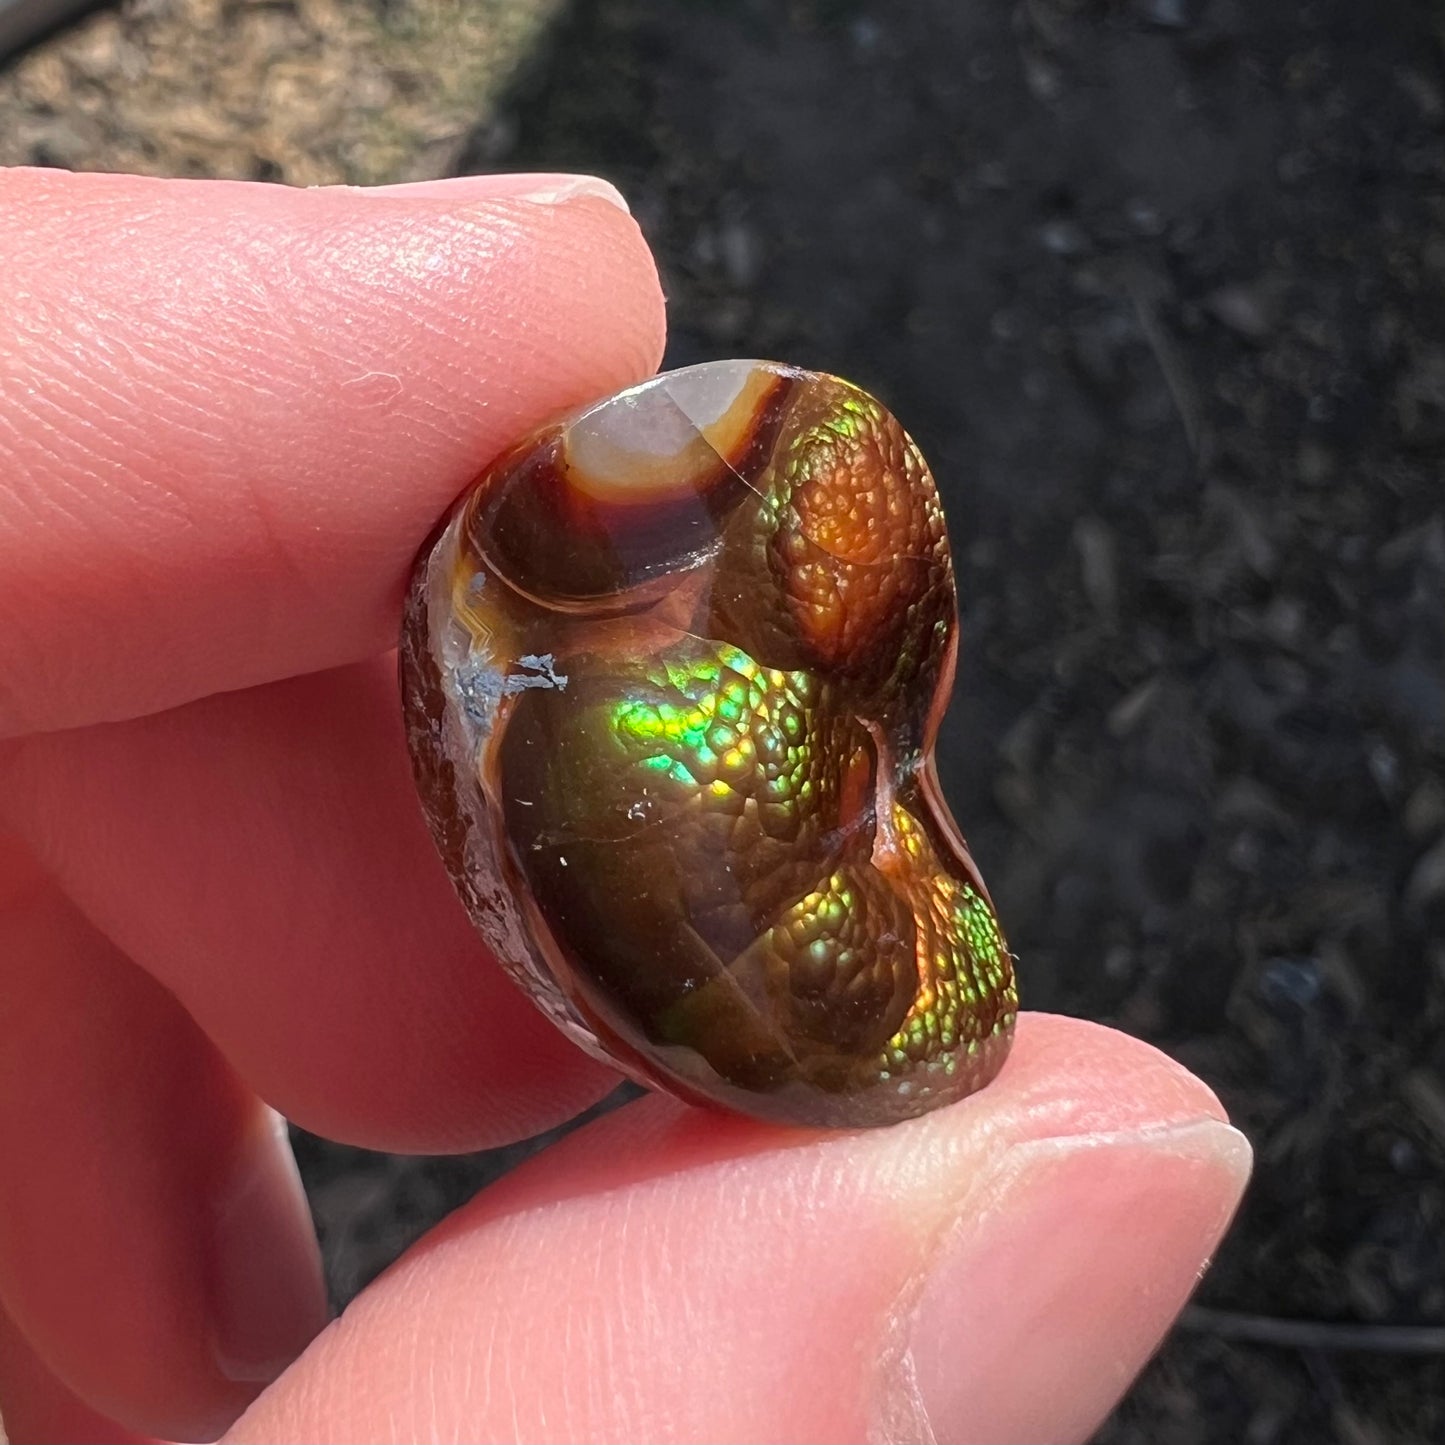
[993,1011,1232,1136]
[0,169,667,734]
[904,1118,1251,1444]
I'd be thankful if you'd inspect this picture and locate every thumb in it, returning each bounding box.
[228,1015,1251,1445]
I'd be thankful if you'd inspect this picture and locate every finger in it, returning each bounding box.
[0,166,665,737]
[0,1307,153,1445]
[0,882,328,1442]
[1,655,616,1152]
[0,829,45,912]
[229,1014,1252,1445]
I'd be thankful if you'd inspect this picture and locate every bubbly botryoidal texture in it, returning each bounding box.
[400,360,1017,1127]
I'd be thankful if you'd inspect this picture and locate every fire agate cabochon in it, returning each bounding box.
[401,360,1017,1127]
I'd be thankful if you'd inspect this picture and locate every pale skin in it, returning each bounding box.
[0,166,1252,1445]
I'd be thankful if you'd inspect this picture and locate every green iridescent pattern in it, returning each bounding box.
[401,359,1017,1127]
[881,801,1017,1083]
[612,646,816,833]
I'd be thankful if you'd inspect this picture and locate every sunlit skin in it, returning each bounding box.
[403,362,1016,1125]
[0,167,1249,1445]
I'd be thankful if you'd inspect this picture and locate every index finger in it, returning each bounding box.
[0,166,665,737]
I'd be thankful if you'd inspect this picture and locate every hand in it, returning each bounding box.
[0,167,1250,1445]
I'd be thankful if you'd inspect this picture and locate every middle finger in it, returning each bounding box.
[0,653,617,1152]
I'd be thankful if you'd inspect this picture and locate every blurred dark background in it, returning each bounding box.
[5,2,1442,1441]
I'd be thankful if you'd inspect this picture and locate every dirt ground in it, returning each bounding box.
[319,3,1445,1440]
[4,2,1443,1443]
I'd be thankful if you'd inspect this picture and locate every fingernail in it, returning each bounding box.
[349,171,631,213]
[890,1119,1251,1445]
[508,175,633,212]
[207,1109,330,1390]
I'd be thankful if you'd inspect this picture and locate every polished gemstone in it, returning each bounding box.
[400,361,1017,1126]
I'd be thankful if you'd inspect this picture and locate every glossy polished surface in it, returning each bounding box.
[401,361,1017,1126]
